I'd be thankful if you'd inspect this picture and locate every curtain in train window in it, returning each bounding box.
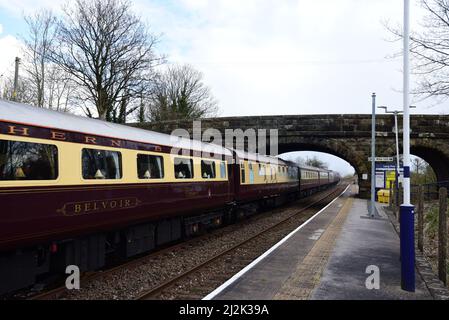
[82,149,122,179]
[0,140,58,181]
[249,162,254,184]
[220,161,226,178]
[137,154,164,179]
[174,157,194,179]
[201,160,216,179]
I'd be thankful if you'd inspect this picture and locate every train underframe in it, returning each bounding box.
[0,183,337,295]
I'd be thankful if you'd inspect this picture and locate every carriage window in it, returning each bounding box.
[82,149,122,179]
[201,160,216,179]
[220,161,227,178]
[240,161,246,183]
[137,154,164,179]
[0,140,58,181]
[259,164,265,177]
[174,157,194,179]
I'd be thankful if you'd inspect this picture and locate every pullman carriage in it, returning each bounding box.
[233,150,299,207]
[299,165,321,196]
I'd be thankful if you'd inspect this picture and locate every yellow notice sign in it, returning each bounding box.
[386,171,396,189]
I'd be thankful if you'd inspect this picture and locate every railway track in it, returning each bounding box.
[137,184,347,300]
[28,184,346,300]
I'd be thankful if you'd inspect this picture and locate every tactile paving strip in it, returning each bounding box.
[273,196,354,300]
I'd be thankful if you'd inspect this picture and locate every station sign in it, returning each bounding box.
[375,163,404,172]
[375,163,403,189]
[375,171,385,188]
[368,157,394,162]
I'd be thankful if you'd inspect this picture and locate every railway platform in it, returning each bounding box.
[206,184,446,300]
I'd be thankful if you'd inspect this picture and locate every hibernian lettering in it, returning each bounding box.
[84,136,97,144]
[8,125,29,136]
[51,131,66,141]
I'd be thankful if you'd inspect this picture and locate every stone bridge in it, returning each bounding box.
[133,114,449,198]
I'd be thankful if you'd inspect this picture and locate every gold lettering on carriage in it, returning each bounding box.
[57,197,141,216]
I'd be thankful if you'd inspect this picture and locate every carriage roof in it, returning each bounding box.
[0,99,232,157]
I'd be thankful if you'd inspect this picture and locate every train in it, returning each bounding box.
[0,99,340,294]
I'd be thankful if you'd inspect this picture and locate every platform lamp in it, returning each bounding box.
[377,105,416,208]
[401,0,415,292]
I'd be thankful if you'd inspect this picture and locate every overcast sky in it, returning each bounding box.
[0,0,441,175]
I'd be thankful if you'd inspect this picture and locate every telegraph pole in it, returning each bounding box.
[401,0,415,292]
[12,57,20,101]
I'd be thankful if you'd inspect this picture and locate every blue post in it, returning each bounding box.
[400,204,415,291]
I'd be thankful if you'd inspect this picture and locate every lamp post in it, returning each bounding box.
[378,106,416,207]
[401,0,415,292]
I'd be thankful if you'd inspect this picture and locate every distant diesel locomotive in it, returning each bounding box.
[0,99,339,294]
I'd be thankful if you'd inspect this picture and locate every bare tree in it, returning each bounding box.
[22,10,57,108]
[294,156,305,166]
[45,64,76,112]
[387,0,449,99]
[49,0,162,122]
[1,75,35,104]
[412,157,425,175]
[146,64,219,122]
[20,10,75,111]
[305,156,328,169]
[411,158,436,184]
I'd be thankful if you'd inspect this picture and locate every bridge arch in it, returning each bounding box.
[378,141,449,183]
[278,137,366,177]
[410,144,449,183]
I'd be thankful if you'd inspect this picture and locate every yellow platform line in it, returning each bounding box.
[274,194,354,300]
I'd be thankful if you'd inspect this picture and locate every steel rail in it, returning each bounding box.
[136,184,347,300]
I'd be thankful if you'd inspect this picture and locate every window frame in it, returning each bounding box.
[137,153,165,180]
[201,159,216,179]
[81,148,123,181]
[173,156,195,180]
[0,139,59,182]
[220,161,227,179]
